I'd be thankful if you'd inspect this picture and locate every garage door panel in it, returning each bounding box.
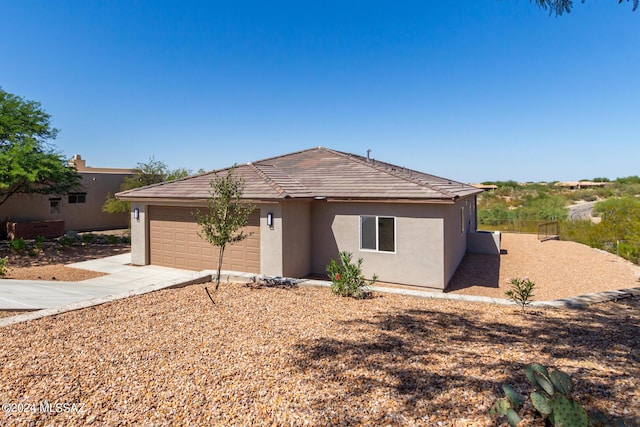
[149,206,260,273]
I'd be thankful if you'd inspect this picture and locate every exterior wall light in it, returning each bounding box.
[134,208,140,221]
[267,212,273,228]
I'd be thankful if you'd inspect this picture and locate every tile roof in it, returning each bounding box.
[117,147,481,202]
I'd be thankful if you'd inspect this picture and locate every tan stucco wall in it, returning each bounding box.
[281,201,311,277]
[130,202,147,265]
[129,197,476,289]
[259,203,283,276]
[310,202,447,290]
[442,196,476,288]
[0,172,130,233]
[258,201,320,278]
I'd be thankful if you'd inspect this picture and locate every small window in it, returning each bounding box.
[50,199,61,214]
[461,207,465,234]
[68,193,87,204]
[360,216,395,252]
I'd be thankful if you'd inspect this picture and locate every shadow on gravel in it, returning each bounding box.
[291,300,638,424]
[446,253,501,292]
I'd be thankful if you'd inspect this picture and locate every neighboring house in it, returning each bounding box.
[117,147,483,291]
[555,181,611,190]
[471,184,498,191]
[0,154,136,235]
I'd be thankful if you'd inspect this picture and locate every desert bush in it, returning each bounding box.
[517,194,568,221]
[105,234,121,244]
[0,257,10,278]
[58,231,80,247]
[82,233,97,244]
[505,277,535,312]
[10,237,27,253]
[326,251,377,299]
[591,198,639,263]
[34,235,45,250]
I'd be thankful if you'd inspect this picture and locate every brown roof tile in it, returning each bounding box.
[117,147,481,202]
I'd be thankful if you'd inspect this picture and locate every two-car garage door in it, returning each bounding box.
[149,206,260,273]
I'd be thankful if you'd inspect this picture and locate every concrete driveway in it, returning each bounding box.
[0,253,210,310]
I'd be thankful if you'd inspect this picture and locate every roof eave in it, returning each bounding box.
[320,197,460,204]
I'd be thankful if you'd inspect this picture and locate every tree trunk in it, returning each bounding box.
[215,244,226,290]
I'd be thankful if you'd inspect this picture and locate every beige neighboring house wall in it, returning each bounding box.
[0,154,136,233]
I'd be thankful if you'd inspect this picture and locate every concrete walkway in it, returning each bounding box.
[0,253,211,311]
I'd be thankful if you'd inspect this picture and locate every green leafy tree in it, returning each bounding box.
[103,157,190,214]
[0,87,81,206]
[194,166,255,290]
[530,0,638,15]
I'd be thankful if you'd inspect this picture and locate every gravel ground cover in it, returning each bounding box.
[448,233,640,300]
[0,243,130,282]
[0,310,30,319]
[1,282,638,426]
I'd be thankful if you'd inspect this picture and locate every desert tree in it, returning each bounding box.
[529,0,637,15]
[0,87,81,206]
[103,157,190,214]
[194,165,255,290]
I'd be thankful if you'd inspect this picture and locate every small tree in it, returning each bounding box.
[103,157,190,214]
[505,277,536,312]
[194,166,255,290]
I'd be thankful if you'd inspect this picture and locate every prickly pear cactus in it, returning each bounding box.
[526,362,550,385]
[503,384,523,410]
[551,394,588,427]
[531,391,552,415]
[490,397,511,416]
[550,369,574,395]
[491,363,622,427]
[534,370,556,396]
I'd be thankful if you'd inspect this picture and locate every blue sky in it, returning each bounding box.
[1,1,638,183]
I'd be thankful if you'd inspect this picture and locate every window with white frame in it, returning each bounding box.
[360,216,395,252]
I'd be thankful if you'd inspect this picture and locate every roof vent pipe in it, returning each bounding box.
[366,149,372,161]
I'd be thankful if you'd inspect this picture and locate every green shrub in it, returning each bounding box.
[505,277,535,312]
[490,362,623,427]
[10,237,27,253]
[58,236,74,247]
[560,197,640,265]
[105,234,120,244]
[82,233,97,244]
[58,231,79,247]
[0,257,10,278]
[34,235,45,250]
[326,251,377,299]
